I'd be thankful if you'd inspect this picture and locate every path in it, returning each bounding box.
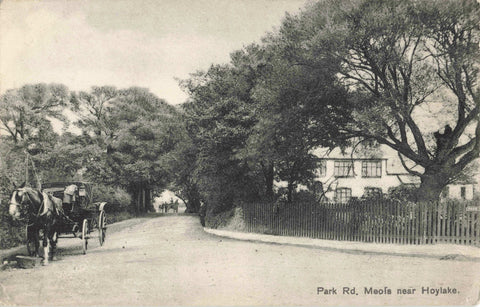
[0,215,479,305]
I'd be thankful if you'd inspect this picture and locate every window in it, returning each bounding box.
[361,160,382,177]
[461,186,466,199]
[363,187,382,198]
[315,160,327,177]
[335,188,352,203]
[334,161,354,177]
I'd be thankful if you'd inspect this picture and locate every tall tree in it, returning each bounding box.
[0,83,70,145]
[71,86,118,144]
[100,87,179,212]
[280,0,480,200]
[166,116,203,213]
[243,36,350,201]
[181,62,261,214]
[0,83,71,186]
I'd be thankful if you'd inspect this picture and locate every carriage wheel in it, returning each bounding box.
[82,219,88,254]
[98,210,106,246]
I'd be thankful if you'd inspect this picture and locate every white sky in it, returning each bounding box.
[0,0,307,105]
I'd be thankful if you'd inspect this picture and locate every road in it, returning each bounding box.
[0,215,479,306]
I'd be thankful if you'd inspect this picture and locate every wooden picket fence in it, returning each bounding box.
[240,200,480,246]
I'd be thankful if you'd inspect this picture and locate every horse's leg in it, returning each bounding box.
[46,223,57,262]
[49,229,57,261]
[26,225,35,256]
[34,228,41,257]
[50,234,56,261]
[51,222,58,261]
[42,233,49,264]
[42,223,55,264]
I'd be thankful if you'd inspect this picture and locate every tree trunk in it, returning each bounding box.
[263,162,274,200]
[145,188,154,212]
[418,172,449,202]
[184,197,201,213]
[185,192,201,213]
[128,184,147,214]
[287,181,294,203]
[137,187,141,213]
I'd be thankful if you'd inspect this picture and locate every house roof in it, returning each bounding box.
[311,145,421,175]
[312,145,479,185]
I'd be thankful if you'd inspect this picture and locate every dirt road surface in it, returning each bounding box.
[0,215,479,306]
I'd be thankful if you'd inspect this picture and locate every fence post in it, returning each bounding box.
[422,203,426,244]
[475,212,480,246]
[466,210,471,246]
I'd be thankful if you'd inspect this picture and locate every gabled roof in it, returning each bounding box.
[312,145,479,186]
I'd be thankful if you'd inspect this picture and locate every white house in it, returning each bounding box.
[442,183,475,201]
[311,146,475,203]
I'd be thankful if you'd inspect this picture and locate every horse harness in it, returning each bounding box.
[16,189,59,225]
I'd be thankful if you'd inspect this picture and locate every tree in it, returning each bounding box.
[71,86,180,212]
[279,0,480,200]
[0,83,72,187]
[166,118,202,213]
[181,62,261,215]
[98,87,179,212]
[241,36,350,202]
[40,132,101,182]
[0,83,70,145]
[180,40,350,207]
[71,86,119,147]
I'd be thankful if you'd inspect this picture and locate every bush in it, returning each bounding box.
[204,204,236,229]
[0,197,25,249]
[387,184,418,202]
[92,184,131,212]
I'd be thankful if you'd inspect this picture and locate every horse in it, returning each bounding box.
[163,202,178,213]
[8,185,63,264]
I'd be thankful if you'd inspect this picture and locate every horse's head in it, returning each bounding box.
[8,187,42,221]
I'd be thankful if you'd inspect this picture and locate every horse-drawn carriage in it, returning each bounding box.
[39,182,107,255]
[9,181,107,262]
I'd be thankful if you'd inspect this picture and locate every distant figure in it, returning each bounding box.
[199,202,206,227]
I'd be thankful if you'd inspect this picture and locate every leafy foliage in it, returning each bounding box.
[281,0,480,200]
[76,87,180,212]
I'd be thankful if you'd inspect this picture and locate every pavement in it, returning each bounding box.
[205,228,480,261]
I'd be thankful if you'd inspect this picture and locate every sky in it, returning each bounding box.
[0,0,307,105]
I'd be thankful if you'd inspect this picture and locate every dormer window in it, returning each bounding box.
[334,160,354,177]
[316,160,327,177]
[361,160,382,178]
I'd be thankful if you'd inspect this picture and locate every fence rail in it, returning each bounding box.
[240,201,480,246]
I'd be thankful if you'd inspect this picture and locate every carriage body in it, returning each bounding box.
[42,182,94,231]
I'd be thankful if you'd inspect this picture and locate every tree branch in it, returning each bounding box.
[397,152,423,177]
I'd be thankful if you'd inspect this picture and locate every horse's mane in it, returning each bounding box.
[23,187,44,203]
